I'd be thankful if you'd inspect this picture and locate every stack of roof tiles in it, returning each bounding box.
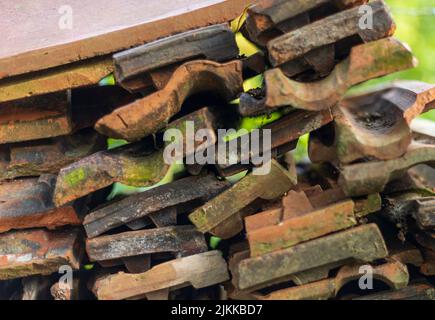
[0,0,434,300]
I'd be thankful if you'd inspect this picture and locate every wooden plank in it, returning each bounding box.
[92,251,229,300]
[267,1,394,66]
[0,130,105,181]
[54,107,217,206]
[96,60,243,141]
[114,24,238,84]
[247,200,357,257]
[0,229,82,280]
[338,143,435,197]
[189,160,297,239]
[0,0,251,78]
[86,226,207,262]
[0,176,83,233]
[84,174,229,238]
[264,38,416,111]
[235,223,388,291]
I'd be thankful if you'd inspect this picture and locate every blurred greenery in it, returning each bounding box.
[384,0,435,84]
[358,0,435,120]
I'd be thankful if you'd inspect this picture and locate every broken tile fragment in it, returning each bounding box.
[0,92,72,144]
[189,160,297,239]
[96,60,243,141]
[71,85,138,129]
[21,276,53,300]
[0,85,137,143]
[86,225,207,262]
[244,190,314,233]
[264,38,416,111]
[245,0,368,46]
[338,143,435,197]
[245,187,379,236]
[385,81,435,123]
[0,57,113,103]
[84,174,230,238]
[0,130,106,181]
[255,261,408,300]
[92,250,229,300]
[114,24,238,87]
[414,198,435,229]
[309,81,435,164]
[353,193,382,218]
[388,243,424,268]
[0,176,83,233]
[247,200,357,257]
[237,93,270,117]
[235,223,388,291]
[217,109,333,174]
[0,229,82,280]
[54,107,217,206]
[267,1,395,67]
[384,164,435,195]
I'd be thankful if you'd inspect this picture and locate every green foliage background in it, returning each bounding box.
[385,0,435,83]
[367,0,435,120]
